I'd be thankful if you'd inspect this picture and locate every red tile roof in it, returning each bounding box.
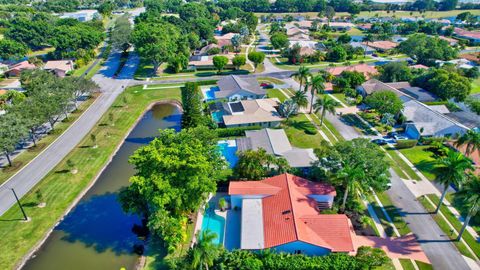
[229,173,354,252]
[365,40,398,51]
[326,64,379,79]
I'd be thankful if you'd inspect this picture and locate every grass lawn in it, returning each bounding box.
[27,47,55,57]
[398,146,438,181]
[446,193,480,234]
[426,194,480,259]
[376,192,412,236]
[330,93,349,106]
[283,114,324,148]
[267,88,288,102]
[419,195,476,260]
[85,60,104,80]
[399,259,416,270]
[416,261,434,270]
[0,96,97,185]
[384,147,422,181]
[0,85,181,270]
[471,77,480,95]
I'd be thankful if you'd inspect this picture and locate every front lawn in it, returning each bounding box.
[471,77,480,95]
[283,114,324,148]
[384,147,422,181]
[0,85,181,270]
[267,89,288,102]
[340,114,377,136]
[399,146,438,181]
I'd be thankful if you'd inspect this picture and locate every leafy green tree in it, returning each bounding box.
[455,130,480,157]
[212,55,229,74]
[412,68,471,101]
[455,174,480,241]
[291,90,308,110]
[307,74,325,113]
[247,51,265,71]
[327,46,347,62]
[365,91,404,116]
[52,23,104,59]
[0,39,28,60]
[291,66,311,92]
[325,6,335,27]
[232,55,246,70]
[337,33,351,44]
[168,54,189,73]
[466,97,480,115]
[378,62,413,82]
[433,150,474,214]
[98,1,115,16]
[398,34,457,65]
[181,82,204,129]
[110,14,132,52]
[231,34,242,52]
[4,15,54,50]
[339,71,366,89]
[270,32,289,49]
[234,149,290,180]
[0,112,29,166]
[131,22,180,72]
[119,127,226,252]
[313,95,338,126]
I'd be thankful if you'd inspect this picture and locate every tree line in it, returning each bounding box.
[0,70,98,166]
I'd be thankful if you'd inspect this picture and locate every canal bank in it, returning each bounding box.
[21,102,182,270]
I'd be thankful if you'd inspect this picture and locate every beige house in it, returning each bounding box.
[44,60,74,77]
[214,98,282,128]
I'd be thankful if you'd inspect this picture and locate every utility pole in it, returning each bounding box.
[11,188,28,221]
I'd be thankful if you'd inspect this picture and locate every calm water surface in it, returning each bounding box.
[23,104,181,270]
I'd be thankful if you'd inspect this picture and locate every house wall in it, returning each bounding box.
[272,241,331,256]
[405,124,421,140]
[230,195,265,209]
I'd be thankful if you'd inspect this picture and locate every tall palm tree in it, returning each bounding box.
[363,33,374,57]
[190,230,221,270]
[291,66,311,92]
[291,90,308,110]
[455,174,480,241]
[333,164,366,212]
[313,95,339,127]
[455,130,480,157]
[434,150,474,214]
[308,74,325,114]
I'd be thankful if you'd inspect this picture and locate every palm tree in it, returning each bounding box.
[455,130,480,157]
[308,74,325,114]
[434,150,474,214]
[313,95,339,127]
[190,230,221,270]
[291,66,311,92]
[363,33,374,57]
[455,174,480,241]
[291,90,308,110]
[334,164,366,212]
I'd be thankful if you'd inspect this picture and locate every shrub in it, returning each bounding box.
[395,139,418,149]
[207,47,221,55]
[304,125,318,135]
[216,126,262,137]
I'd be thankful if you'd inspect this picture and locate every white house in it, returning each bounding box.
[60,10,100,22]
[228,173,354,255]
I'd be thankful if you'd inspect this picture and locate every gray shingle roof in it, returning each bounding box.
[216,75,265,98]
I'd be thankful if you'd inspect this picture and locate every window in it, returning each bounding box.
[294,250,302,254]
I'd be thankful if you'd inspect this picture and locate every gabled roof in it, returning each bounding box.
[7,61,35,72]
[223,99,282,125]
[326,64,378,79]
[216,75,265,98]
[44,60,74,72]
[230,174,353,252]
[364,40,398,50]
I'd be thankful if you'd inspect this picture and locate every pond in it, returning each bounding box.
[22,104,182,270]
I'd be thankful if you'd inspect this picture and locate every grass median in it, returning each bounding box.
[0,85,181,270]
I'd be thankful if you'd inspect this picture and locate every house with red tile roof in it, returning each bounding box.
[326,64,379,79]
[214,33,236,48]
[363,40,398,52]
[454,27,480,45]
[228,173,355,255]
[6,61,36,77]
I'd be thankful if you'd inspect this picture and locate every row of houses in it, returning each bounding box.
[2,60,74,78]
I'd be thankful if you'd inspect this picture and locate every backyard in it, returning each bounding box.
[0,85,182,270]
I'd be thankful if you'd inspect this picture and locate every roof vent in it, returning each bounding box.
[282,210,291,215]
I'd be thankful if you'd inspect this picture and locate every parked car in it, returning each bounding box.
[371,138,388,145]
[386,131,398,139]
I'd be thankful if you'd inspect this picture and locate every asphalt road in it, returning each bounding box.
[0,51,139,217]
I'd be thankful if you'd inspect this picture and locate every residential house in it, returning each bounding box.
[59,10,99,22]
[236,128,318,168]
[215,33,236,48]
[212,98,282,128]
[285,21,313,30]
[189,54,235,70]
[349,42,375,55]
[321,22,355,31]
[459,53,480,65]
[436,58,477,69]
[216,75,266,101]
[454,28,480,45]
[286,27,309,38]
[401,96,469,139]
[196,43,219,56]
[228,173,354,255]
[410,64,429,70]
[326,64,379,80]
[357,79,437,102]
[5,61,36,77]
[357,23,372,31]
[364,40,398,52]
[44,60,74,77]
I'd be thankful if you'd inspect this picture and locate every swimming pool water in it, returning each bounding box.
[203,86,220,101]
[218,140,238,168]
[201,206,225,246]
[212,111,224,123]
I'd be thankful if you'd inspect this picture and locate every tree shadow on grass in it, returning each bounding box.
[340,114,376,136]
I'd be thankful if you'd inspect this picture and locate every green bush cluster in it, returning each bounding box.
[216,125,262,137]
[395,139,418,149]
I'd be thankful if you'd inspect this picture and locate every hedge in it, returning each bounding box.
[216,126,262,137]
[395,139,418,149]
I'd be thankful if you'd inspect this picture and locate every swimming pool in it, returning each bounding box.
[211,110,224,123]
[201,205,225,246]
[218,140,238,168]
[202,86,220,101]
